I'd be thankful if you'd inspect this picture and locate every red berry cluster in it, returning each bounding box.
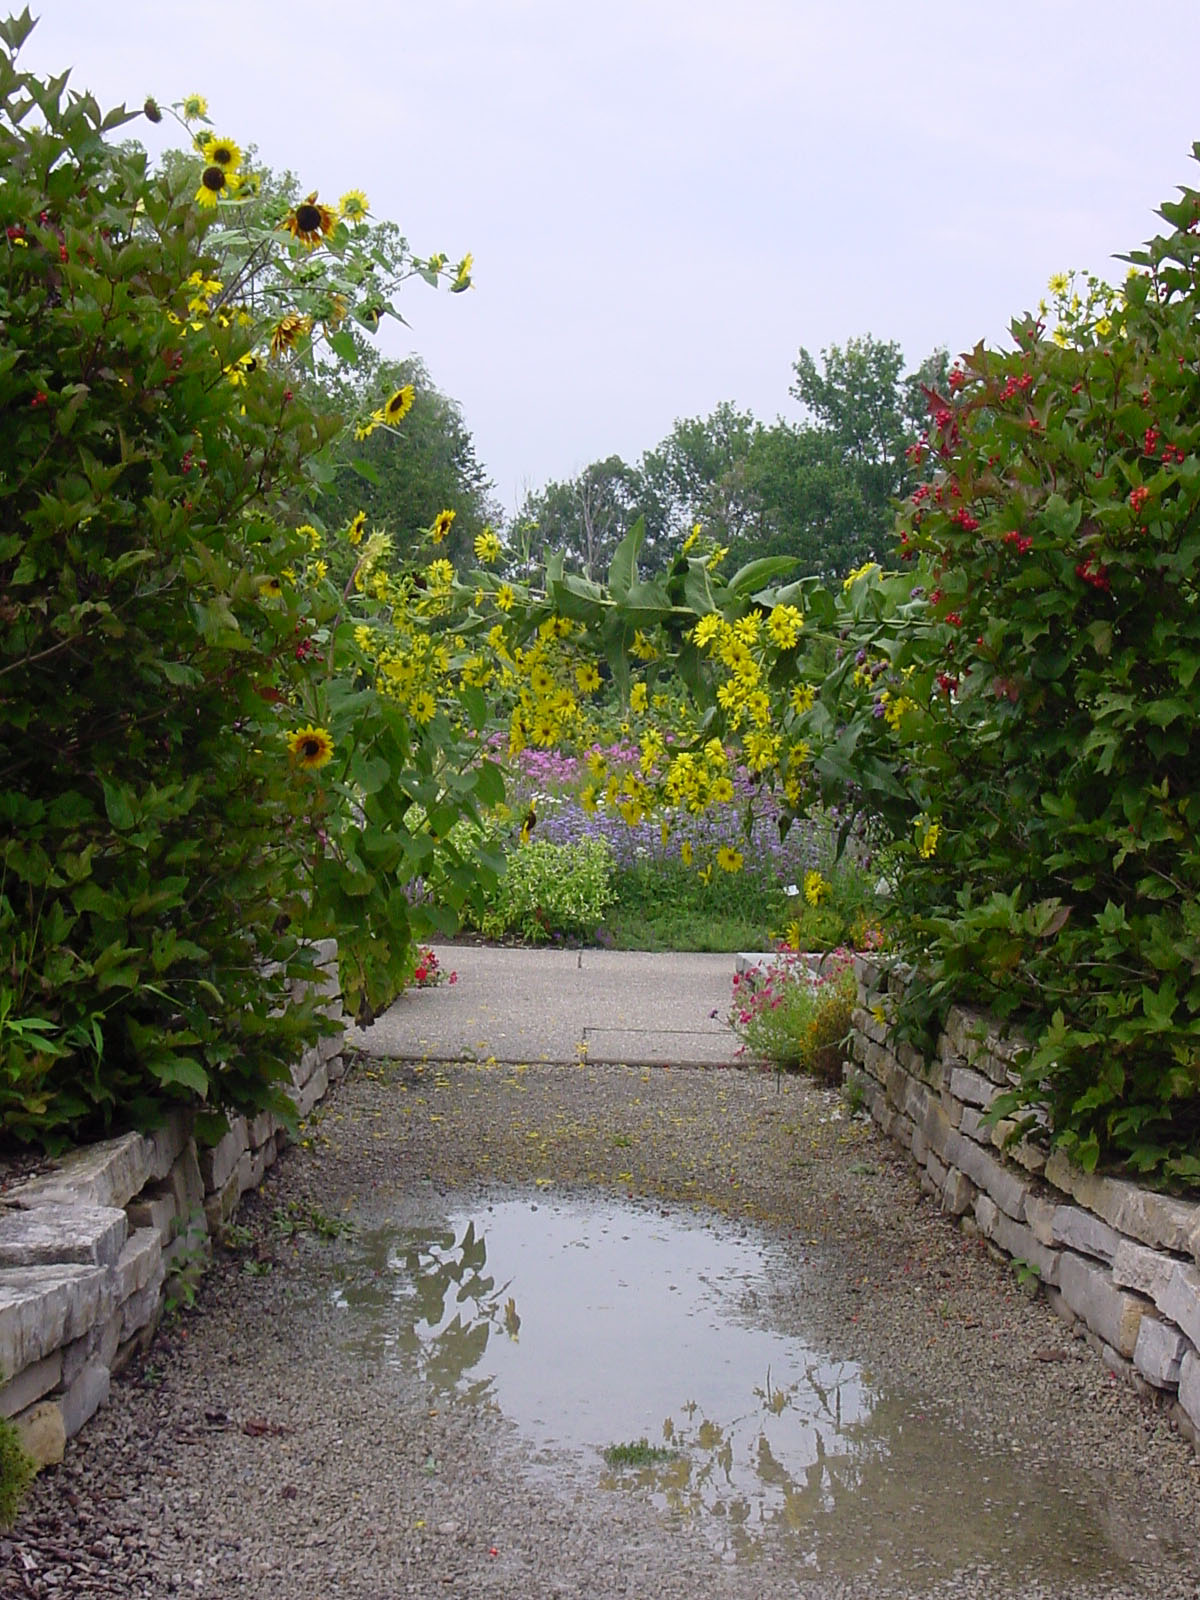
[950,508,979,532]
[1075,557,1110,591]
[1001,530,1033,555]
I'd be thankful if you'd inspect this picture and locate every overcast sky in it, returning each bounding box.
[20,1,1200,517]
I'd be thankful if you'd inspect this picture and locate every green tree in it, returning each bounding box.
[319,355,499,571]
[517,455,646,580]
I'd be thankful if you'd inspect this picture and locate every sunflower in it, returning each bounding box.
[281,192,336,249]
[431,508,456,544]
[195,165,231,208]
[347,511,367,546]
[377,385,415,426]
[181,93,208,121]
[339,189,370,222]
[197,134,241,173]
[286,725,335,771]
[269,313,312,357]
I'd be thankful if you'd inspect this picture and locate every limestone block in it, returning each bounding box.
[948,1066,997,1109]
[113,1229,163,1305]
[327,1052,347,1081]
[902,1076,930,1127]
[940,1087,965,1129]
[924,1150,948,1190]
[318,1026,345,1065]
[1024,1192,1057,1249]
[958,1106,990,1144]
[911,1126,927,1166]
[1133,1316,1189,1388]
[942,1168,975,1216]
[0,1350,62,1419]
[852,954,885,994]
[0,1203,128,1269]
[921,1098,953,1161]
[1179,1349,1200,1431]
[248,1109,279,1150]
[95,1309,123,1373]
[120,1275,164,1344]
[1111,1239,1177,1309]
[60,1358,109,1438]
[1058,1252,1149,1358]
[896,1039,925,1076]
[885,961,917,999]
[125,1186,178,1249]
[1050,1205,1121,1264]
[166,1144,205,1225]
[13,1399,65,1469]
[60,1333,92,1388]
[1042,1153,1198,1254]
[6,1132,149,1211]
[1159,1261,1200,1350]
[943,1004,989,1060]
[197,1119,249,1195]
[143,1110,192,1181]
[976,1194,1060,1283]
[945,1131,1028,1221]
[288,1057,329,1120]
[292,1042,323,1089]
[0,1264,109,1378]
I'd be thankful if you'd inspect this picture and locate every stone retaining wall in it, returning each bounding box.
[848,954,1200,1448]
[0,941,345,1470]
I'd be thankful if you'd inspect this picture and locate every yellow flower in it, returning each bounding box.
[379,385,415,426]
[198,134,241,173]
[286,725,334,771]
[426,558,454,589]
[347,511,367,546]
[495,584,515,612]
[766,604,803,649]
[474,527,503,563]
[1048,272,1069,296]
[181,93,208,122]
[917,819,941,859]
[680,840,694,867]
[431,508,456,544]
[270,313,312,357]
[681,524,700,554]
[412,690,436,723]
[707,546,729,571]
[716,846,744,874]
[842,561,880,590]
[1094,316,1112,337]
[691,614,721,648]
[339,189,370,222]
[630,682,648,714]
[630,630,658,661]
[575,663,601,693]
[195,165,232,207]
[803,870,830,907]
[281,193,336,249]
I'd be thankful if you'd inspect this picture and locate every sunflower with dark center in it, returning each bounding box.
[282,192,336,249]
[380,384,415,425]
[203,135,242,172]
[270,313,312,357]
[286,725,335,771]
[195,165,229,208]
[431,508,456,544]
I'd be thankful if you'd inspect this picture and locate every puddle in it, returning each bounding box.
[325,1192,1178,1582]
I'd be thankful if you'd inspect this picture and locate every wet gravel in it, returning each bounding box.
[6,1053,1200,1600]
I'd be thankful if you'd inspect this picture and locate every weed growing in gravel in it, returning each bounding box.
[272,1202,352,1241]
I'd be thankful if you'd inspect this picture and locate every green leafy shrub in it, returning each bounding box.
[468,837,615,943]
[728,950,856,1081]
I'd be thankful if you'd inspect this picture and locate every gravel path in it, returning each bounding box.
[7,1054,1200,1600]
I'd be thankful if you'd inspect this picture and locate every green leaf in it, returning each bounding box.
[606,518,645,602]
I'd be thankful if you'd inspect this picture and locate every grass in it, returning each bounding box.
[602,1438,680,1468]
[603,860,793,951]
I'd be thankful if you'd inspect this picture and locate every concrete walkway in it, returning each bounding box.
[348,944,748,1067]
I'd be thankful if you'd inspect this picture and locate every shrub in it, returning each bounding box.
[468,837,615,943]
[728,950,856,1081]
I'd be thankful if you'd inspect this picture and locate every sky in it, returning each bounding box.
[18,1,1200,518]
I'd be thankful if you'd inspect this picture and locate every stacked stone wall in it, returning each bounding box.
[0,941,344,1469]
[848,954,1200,1449]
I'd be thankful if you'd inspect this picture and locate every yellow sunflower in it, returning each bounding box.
[281,193,336,249]
[181,93,208,122]
[347,511,367,546]
[197,134,241,173]
[378,384,415,426]
[339,189,370,222]
[431,508,456,544]
[286,725,335,771]
[195,165,231,208]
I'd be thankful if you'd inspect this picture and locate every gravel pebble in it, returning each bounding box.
[8,1054,1200,1599]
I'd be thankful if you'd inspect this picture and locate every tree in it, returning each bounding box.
[319,355,499,571]
[517,455,646,580]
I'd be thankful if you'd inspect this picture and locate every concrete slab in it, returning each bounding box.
[348,945,744,1067]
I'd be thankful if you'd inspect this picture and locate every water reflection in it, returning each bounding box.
[326,1194,1168,1581]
